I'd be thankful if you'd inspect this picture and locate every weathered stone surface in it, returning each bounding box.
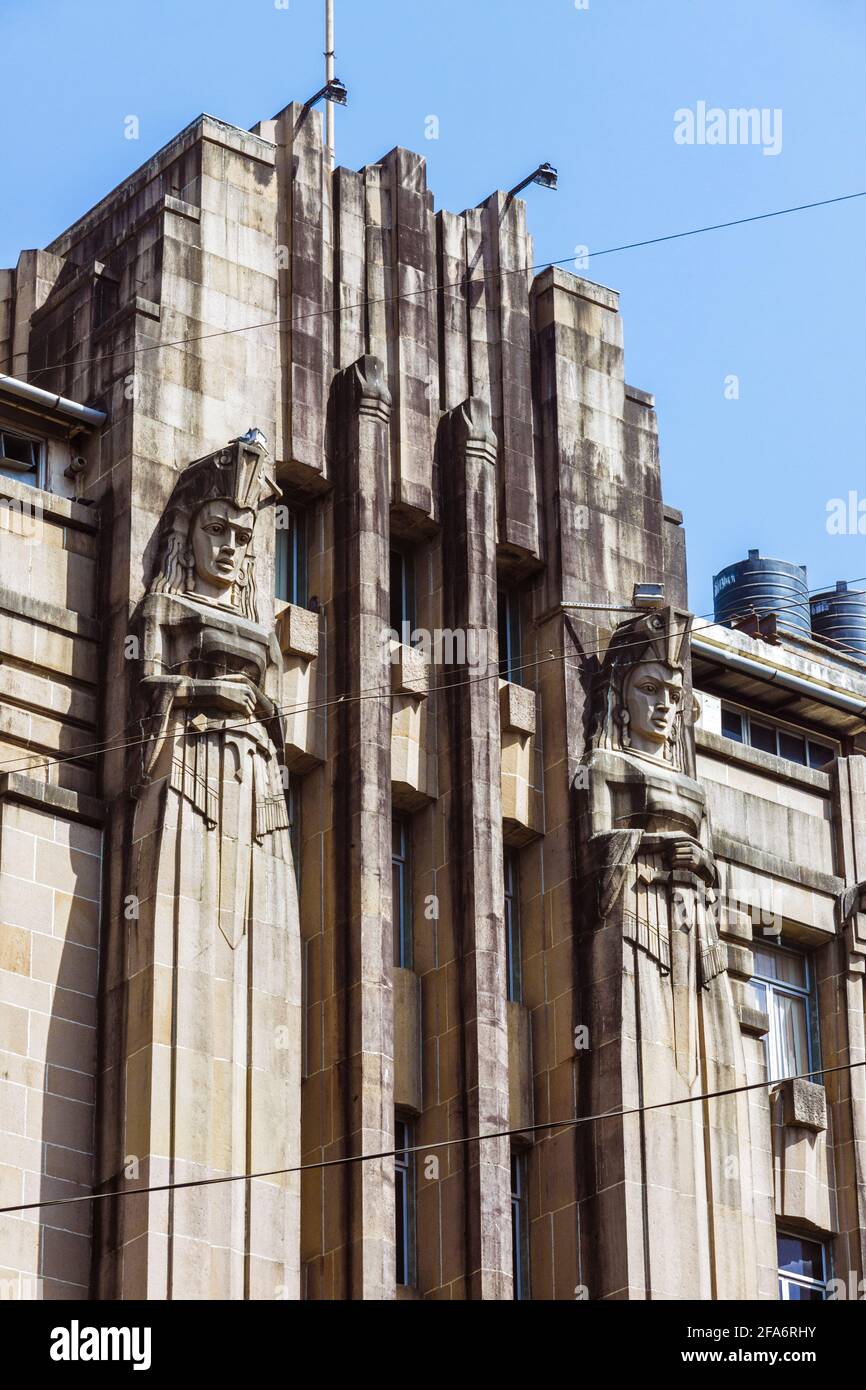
[2,93,865,1307]
[499,680,536,736]
[277,601,319,661]
[781,1078,828,1133]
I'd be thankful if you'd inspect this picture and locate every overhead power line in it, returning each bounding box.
[2,570,865,779]
[0,1059,861,1218]
[22,189,866,383]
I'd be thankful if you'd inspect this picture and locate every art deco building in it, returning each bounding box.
[0,99,864,1301]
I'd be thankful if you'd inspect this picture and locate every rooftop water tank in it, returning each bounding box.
[712,549,811,638]
[810,581,866,659]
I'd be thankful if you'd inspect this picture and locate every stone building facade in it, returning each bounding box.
[0,100,864,1301]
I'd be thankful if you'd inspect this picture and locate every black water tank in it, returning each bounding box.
[810,581,866,659]
[712,549,811,637]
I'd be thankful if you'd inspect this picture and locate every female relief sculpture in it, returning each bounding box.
[576,608,754,1299]
[127,431,301,1299]
[579,607,727,1082]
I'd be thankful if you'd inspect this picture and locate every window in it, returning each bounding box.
[395,1117,416,1286]
[511,1152,530,1300]
[778,1231,828,1300]
[720,704,834,770]
[287,774,302,879]
[0,428,41,487]
[504,850,522,1003]
[498,588,522,684]
[275,504,307,606]
[390,547,416,642]
[751,940,818,1082]
[392,814,413,969]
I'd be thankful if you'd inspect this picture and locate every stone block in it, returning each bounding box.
[499,680,535,736]
[390,641,428,696]
[276,602,319,661]
[781,1078,827,1133]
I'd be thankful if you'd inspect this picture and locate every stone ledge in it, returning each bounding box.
[713,831,844,898]
[531,264,620,313]
[0,587,101,641]
[738,1003,770,1038]
[779,1077,827,1132]
[276,603,318,662]
[697,726,832,791]
[164,194,201,223]
[0,473,99,532]
[625,384,655,409]
[0,771,105,825]
[93,294,161,343]
[499,680,535,736]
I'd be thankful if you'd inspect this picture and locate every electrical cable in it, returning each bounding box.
[19,190,866,383]
[2,569,864,778]
[1,1058,861,1217]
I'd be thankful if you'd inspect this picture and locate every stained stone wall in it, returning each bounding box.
[0,98,864,1301]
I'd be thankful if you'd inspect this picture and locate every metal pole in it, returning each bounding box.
[325,0,335,171]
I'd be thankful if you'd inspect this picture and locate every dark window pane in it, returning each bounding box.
[498,588,522,684]
[749,721,776,754]
[511,1152,529,1300]
[778,1233,823,1281]
[288,775,301,877]
[778,731,807,765]
[808,742,834,769]
[504,850,522,1003]
[721,708,744,742]
[392,815,412,969]
[0,431,38,483]
[390,549,415,638]
[275,507,307,605]
[395,1167,406,1284]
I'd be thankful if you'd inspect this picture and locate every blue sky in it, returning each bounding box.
[3,0,864,616]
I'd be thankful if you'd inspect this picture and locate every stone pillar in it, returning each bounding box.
[330,354,395,1299]
[439,398,513,1299]
[829,756,866,1283]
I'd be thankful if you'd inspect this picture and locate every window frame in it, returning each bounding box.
[389,546,416,643]
[719,701,835,771]
[751,938,819,1083]
[497,586,523,685]
[287,773,302,879]
[510,1150,531,1300]
[504,849,522,1004]
[394,1115,417,1287]
[392,812,413,970]
[777,1229,828,1300]
[0,424,44,489]
[275,502,308,607]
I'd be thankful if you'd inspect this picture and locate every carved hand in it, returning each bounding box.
[207,675,258,717]
[667,835,714,881]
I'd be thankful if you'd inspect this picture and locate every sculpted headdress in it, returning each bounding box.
[589,605,693,768]
[149,430,281,622]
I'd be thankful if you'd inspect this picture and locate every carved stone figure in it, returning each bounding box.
[576,607,758,1299]
[126,430,301,1299]
[580,607,727,1079]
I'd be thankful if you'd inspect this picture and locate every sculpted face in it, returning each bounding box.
[623,661,683,757]
[189,500,255,605]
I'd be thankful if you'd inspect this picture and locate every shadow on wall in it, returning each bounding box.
[35,813,102,1300]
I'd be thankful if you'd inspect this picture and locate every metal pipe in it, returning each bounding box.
[0,373,106,428]
[691,635,866,719]
[325,0,335,172]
